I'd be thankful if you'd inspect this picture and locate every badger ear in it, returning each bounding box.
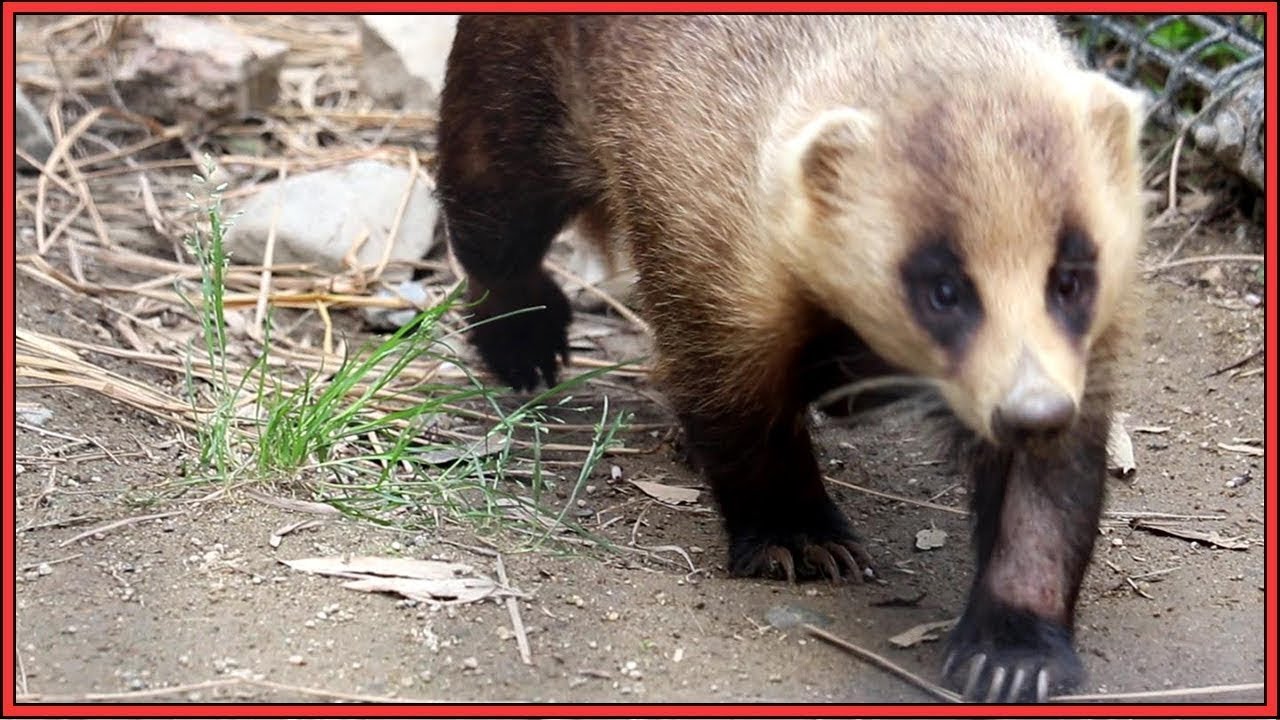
[1082,72,1147,184]
[782,107,879,208]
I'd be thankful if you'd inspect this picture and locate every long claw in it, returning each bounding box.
[847,543,876,579]
[941,652,958,680]
[1007,666,1028,702]
[963,653,987,700]
[985,665,1007,703]
[1036,668,1050,703]
[825,542,863,581]
[764,546,796,584]
[804,545,840,581]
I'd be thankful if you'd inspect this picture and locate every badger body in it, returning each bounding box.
[436,15,1146,702]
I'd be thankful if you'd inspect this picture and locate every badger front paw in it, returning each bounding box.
[943,600,1083,703]
[467,271,571,391]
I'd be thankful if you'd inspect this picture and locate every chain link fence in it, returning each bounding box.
[1064,14,1266,190]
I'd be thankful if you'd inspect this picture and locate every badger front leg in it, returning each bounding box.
[943,404,1110,702]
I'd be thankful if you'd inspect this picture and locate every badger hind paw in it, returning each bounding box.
[729,533,873,583]
[467,271,571,391]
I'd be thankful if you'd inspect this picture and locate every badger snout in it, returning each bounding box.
[991,351,1077,445]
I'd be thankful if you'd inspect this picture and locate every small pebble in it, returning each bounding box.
[462,656,479,671]
[288,655,305,665]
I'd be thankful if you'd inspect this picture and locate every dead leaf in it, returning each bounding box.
[1180,187,1216,215]
[1133,521,1250,550]
[889,618,957,648]
[245,490,340,515]
[1196,264,1224,287]
[631,479,700,505]
[915,527,947,551]
[343,576,498,605]
[870,591,926,607]
[418,436,512,465]
[281,555,523,607]
[282,555,476,580]
[269,519,324,549]
[1217,443,1263,457]
[1107,412,1136,478]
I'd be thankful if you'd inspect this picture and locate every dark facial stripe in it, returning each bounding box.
[1046,225,1098,341]
[899,236,983,361]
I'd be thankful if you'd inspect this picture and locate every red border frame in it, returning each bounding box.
[3,3,1276,718]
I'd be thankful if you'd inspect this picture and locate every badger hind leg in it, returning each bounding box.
[435,16,588,390]
[682,402,874,583]
[942,402,1110,702]
[676,318,883,583]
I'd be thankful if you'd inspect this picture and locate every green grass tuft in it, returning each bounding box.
[175,165,637,555]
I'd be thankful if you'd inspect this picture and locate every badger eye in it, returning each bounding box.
[930,277,960,311]
[1053,268,1081,302]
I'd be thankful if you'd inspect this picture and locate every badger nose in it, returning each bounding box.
[992,352,1076,444]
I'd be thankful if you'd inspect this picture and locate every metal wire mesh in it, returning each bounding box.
[1065,14,1265,189]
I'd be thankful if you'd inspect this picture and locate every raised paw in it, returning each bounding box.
[943,603,1083,703]
[466,271,571,391]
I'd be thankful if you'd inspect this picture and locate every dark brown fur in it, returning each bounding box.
[435,15,1144,702]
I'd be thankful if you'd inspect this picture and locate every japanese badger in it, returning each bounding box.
[434,15,1146,702]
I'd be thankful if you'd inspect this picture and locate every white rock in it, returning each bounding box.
[116,15,288,123]
[224,160,438,279]
[359,15,458,110]
[16,402,52,427]
[15,87,54,171]
[363,279,432,330]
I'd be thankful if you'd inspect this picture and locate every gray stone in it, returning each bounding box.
[560,226,637,313]
[358,15,458,110]
[116,15,288,124]
[15,87,54,172]
[223,160,438,281]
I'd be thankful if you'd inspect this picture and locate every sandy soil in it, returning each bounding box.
[11,203,1269,707]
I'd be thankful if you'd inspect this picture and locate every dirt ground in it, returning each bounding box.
[11,198,1269,708]
[8,12,1270,710]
